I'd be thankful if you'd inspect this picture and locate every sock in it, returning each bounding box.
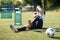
[17,27,26,32]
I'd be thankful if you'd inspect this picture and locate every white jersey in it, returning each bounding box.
[36,5,45,22]
[41,13,45,22]
[37,12,45,22]
[37,12,42,17]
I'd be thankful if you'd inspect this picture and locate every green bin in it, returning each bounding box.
[1,8,12,18]
[14,8,22,26]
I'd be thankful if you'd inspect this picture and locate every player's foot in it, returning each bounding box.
[10,25,18,33]
[10,25,14,30]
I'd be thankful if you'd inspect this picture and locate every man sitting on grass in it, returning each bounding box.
[10,12,43,33]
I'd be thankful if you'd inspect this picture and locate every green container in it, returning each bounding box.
[1,1,13,18]
[1,13,12,18]
[1,8,12,18]
[1,2,13,8]
[14,8,22,26]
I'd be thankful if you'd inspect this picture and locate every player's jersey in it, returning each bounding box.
[41,13,45,22]
[36,5,45,22]
[37,12,44,22]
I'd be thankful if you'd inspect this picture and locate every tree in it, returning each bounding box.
[46,0,60,8]
[32,0,42,11]
[13,1,22,8]
[43,0,47,15]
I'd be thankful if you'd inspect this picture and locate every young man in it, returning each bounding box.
[36,5,44,29]
[10,5,44,32]
[33,5,45,29]
[10,14,43,33]
[36,5,45,22]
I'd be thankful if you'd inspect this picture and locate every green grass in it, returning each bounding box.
[0,11,60,40]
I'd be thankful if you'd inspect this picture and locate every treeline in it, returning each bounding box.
[0,0,60,8]
[46,0,60,8]
[23,0,60,8]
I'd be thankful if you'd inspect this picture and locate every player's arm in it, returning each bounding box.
[33,14,38,18]
[36,6,44,14]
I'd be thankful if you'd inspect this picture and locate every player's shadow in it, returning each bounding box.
[52,36,60,39]
[34,28,47,32]
[54,28,60,32]
[34,28,60,32]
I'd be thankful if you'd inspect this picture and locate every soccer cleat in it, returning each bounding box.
[10,25,18,33]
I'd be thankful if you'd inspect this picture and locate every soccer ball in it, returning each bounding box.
[46,28,56,38]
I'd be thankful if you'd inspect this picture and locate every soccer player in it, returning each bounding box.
[33,5,45,29]
[10,5,44,32]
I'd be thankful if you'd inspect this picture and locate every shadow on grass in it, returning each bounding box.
[15,27,60,33]
[33,28,47,32]
[34,28,60,32]
[52,36,60,39]
[55,28,60,32]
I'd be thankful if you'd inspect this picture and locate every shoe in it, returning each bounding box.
[10,25,18,33]
[10,25,14,30]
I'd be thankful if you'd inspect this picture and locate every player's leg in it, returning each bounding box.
[17,26,27,32]
[36,19,43,29]
[32,17,38,24]
[10,25,18,32]
[29,17,40,30]
[29,21,37,30]
[10,25,27,32]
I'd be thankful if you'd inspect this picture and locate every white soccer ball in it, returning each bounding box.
[46,28,56,38]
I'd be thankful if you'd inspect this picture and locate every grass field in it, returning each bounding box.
[0,11,60,40]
